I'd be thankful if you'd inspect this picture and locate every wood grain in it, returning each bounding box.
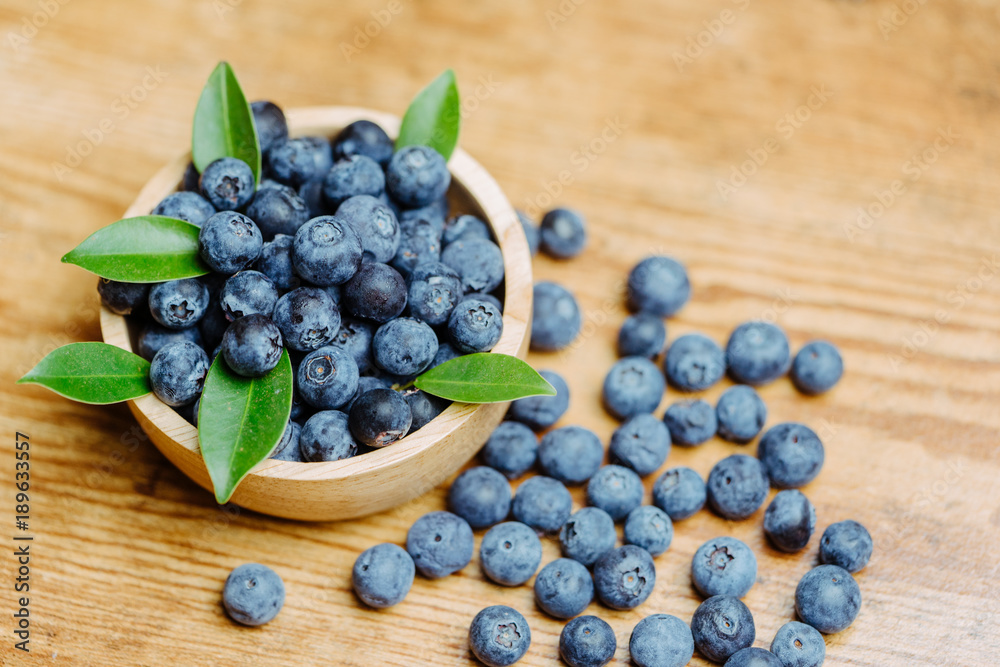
[1,0,999,665]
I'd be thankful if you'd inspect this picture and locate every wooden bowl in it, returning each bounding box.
[100,107,532,521]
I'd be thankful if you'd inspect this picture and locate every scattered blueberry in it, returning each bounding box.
[152,191,215,227]
[609,414,671,477]
[770,621,826,667]
[593,545,656,610]
[618,313,667,358]
[757,422,825,489]
[440,238,505,294]
[292,215,363,286]
[386,145,451,208]
[819,520,873,573]
[97,278,149,316]
[691,536,758,599]
[336,194,401,263]
[479,521,543,586]
[480,421,538,480]
[652,467,707,521]
[255,234,299,291]
[540,208,587,259]
[272,286,341,352]
[511,475,573,534]
[341,262,408,323]
[269,420,303,461]
[348,387,412,447]
[296,345,359,409]
[199,211,263,274]
[222,563,285,626]
[468,605,531,667]
[245,184,309,239]
[629,614,695,667]
[149,278,210,330]
[332,120,394,167]
[791,340,844,395]
[623,506,673,557]
[626,256,691,317]
[352,543,414,608]
[602,356,665,420]
[587,465,644,521]
[406,511,474,579]
[716,385,767,444]
[559,507,617,567]
[559,615,616,667]
[372,317,438,376]
[448,297,503,353]
[530,281,581,351]
[448,466,512,530]
[508,369,570,431]
[664,333,725,392]
[517,210,540,256]
[221,313,283,377]
[764,490,816,553]
[725,647,783,667]
[663,399,717,446]
[220,270,278,320]
[538,426,604,485]
[299,410,358,462]
[406,261,463,326]
[706,454,769,520]
[200,157,255,211]
[726,321,791,386]
[250,100,288,153]
[795,565,861,634]
[534,558,594,619]
[690,595,756,663]
[442,214,491,246]
[137,324,203,361]
[150,341,209,407]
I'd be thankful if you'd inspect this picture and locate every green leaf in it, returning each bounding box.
[395,69,461,160]
[61,216,209,282]
[17,343,151,404]
[191,61,261,185]
[414,353,555,403]
[198,351,293,504]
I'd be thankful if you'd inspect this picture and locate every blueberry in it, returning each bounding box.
[220,270,278,320]
[292,215,363,286]
[371,317,438,376]
[664,333,725,392]
[272,286,341,352]
[726,321,791,386]
[181,161,200,192]
[341,262,408,323]
[345,375,391,413]
[757,422,825,488]
[468,605,531,667]
[448,466,512,530]
[795,565,861,634]
[791,340,843,395]
[297,178,328,219]
[442,214,491,246]
[137,324,203,361]
[200,157,255,211]
[725,647,783,667]
[254,234,299,291]
[480,421,538,479]
[627,256,691,317]
[336,195,402,264]
[267,136,331,187]
[222,563,285,626]
[392,215,442,277]
[97,278,149,316]
[250,101,288,153]
[609,414,670,477]
[199,211,263,274]
[559,507,617,567]
[296,345,359,409]
[534,558,594,619]
[406,261,462,325]
[530,281,581,351]
[386,145,451,207]
[602,357,665,420]
[691,537,758,599]
[663,399,717,446]
[152,191,215,227]
[593,545,656,610]
[440,238,505,294]
[221,314,283,377]
[448,297,503,353]
[538,426,604,485]
[401,388,448,432]
[716,386,767,444]
[299,410,358,462]
[819,520,873,573]
[199,303,230,352]
[764,489,816,553]
[321,155,385,210]
[269,420,303,461]
[770,621,826,667]
[480,521,543,586]
[559,615,616,667]
[352,543,414,608]
[508,369,569,430]
[332,120,393,167]
[629,614,695,667]
[406,511,474,578]
[587,465,644,521]
[150,341,209,407]
[511,475,572,534]
[245,184,309,240]
[327,317,375,374]
[690,595,755,663]
[517,210,540,256]
[624,506,673,557]
[618,313,667,358]
[398,199,448,238]
[349,387,412,447]
[652,467,706,521]
[707,454,769,520]
[149,279,210,329]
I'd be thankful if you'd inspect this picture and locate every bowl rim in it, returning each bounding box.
[99,105,532,484]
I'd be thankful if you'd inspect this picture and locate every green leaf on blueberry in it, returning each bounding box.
[396,69,461,160]
[192,61,262,185]
[413,353,556,403]
[17,342,151,404]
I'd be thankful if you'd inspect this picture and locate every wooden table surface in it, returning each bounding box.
[2,0,999,665]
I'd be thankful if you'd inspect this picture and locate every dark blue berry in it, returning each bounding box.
[372,317,438,376]
[199,211,263,274]
[198,303,229,352]
[691,536,758,599]
[468,605,531,667]
[448,297,503,353]
[349,387,412,447]
[254,234,299,291]
[442,214,490,246]
[149,279,210,329]
[560,615,616,667]
[479,521,542,586]
[618,313,666,358]
[345,375,391,413]
[222,563,284,626]
[819,520,873,573]
[791,340,843,395]
[322,155,385,209]
[200,157,255,211]
[292,215,363,286]
[602,357,665,420]
[328,317,375,374]
[664,333,725,391]
[250,100,288,153]
[448,466,512,530]
[517,210,540,256]
[182,161,200,192]
[623,506,673,557]
[440,238,505,294]
[352,543,414,608]
[152,191,215,227]
[511,475,572,534]
[726,321,791,386]
[559,507,617,567]
[691,595,755,663]
[245,184,309,240]
[386,145,450,207]
[398,198,448,238]
[97,278,149,316]
[406,261,462,325]
[609,414,670,477]
[332,120,393,167]
[406,510,474,578]
[530,281,581,351]
[707,454,769,520]
[587,465,644,521]
[534,558,594,619]
[716,385,767,444]
[507,369,570,431]
[757,422,825,489]
[770,621,826,667]
[593,545,656,610]
[299,410,358,462]
[540,208,587,259]
[538,426,604,485]
[764,490,816,553]
[273,286,341,352]
[221,314,283,377]
[663,399,717,446]
[392,215,442,277]
[150,341,209,407]
[653,467,706,520]
[296,345,359,409]
[269,420,303,461]
[137,324,203,361]
[297,178,328,218]
[402,388,448,433]
[629,614,694,667]
[627,256,691,317]
[725,647,783,667]
[342,262,408,323]
[480,421,538,479]
[795,565,861,634]
[267,136,331,187]
[220,270,278,320]
[335,195,402,264]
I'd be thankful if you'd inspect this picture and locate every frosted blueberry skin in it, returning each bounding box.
[348,388,412,447]
[222,563,285,627]
[220,313,283,377]
[149,278,210,330]
[341,262,408,323]
[539,208,587,259]
[663,399,717,446]
[442,214,491,246]
[763,489,816,553]
[530,281,581,351]
[691,536,758,599]
[623,505,673,557]
[250,100,288,153]
[618,313,667,358]
[602,357,666,421]
[398,198,448,238]
[392,215,442,277]
[406,511,474,579]
[593,545,657,610]
[819,520,873,573]
[401,389,448,433]
[586,465,644,522]
[327,317,375,374]
[292,215,364,287]
[664,333,725,392]
[406,261,463,326]
[770,621,826,667]
[267,136,331,188]
[479,521,543,586]
[199,211,263,275]
[322,155,385,210]
[386,145,451,208]
[372,317,438,376]
[690,595,756,664]
[508,369,570,431]
[468,605,531,667]
[150,341,209,407]
[559,615,616,667]
[725,647,783,667]
[707,454,769,520]
[629,614,694,667]
[299,410,358,462]
[137,324,203,361]
[97,278,149,316]
[269,420,303,462]
[652,466,707,520]
[200,157,255,211]
[245,185,310,240]
[559,507,617,567]
[511,476,572,534]
[480,421,539,480]
[440,237,505,294]
[726,321,791,386]
[626,256,691,317]
[272,287,341,353]
[220,270,278,320]
[534,558,594,620]
[255,234,300,291]
[152,191,216,227]
[296,345,359,410]
[448,297,503,353]
[335,194,401,264]
[791,340,844,395]
[757,422,825,489]
[332,120,394,167]
[609,413,671,477]
[716,385,767,444]
[352,543,415,609]
[448,466,512,530]
[795,565,862,634]
[538,426,604,486]
[517,210,540,256]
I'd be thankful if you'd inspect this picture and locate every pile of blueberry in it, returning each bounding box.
[100,100,518,457]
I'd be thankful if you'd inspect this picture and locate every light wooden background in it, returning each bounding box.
[2,0,999,665]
